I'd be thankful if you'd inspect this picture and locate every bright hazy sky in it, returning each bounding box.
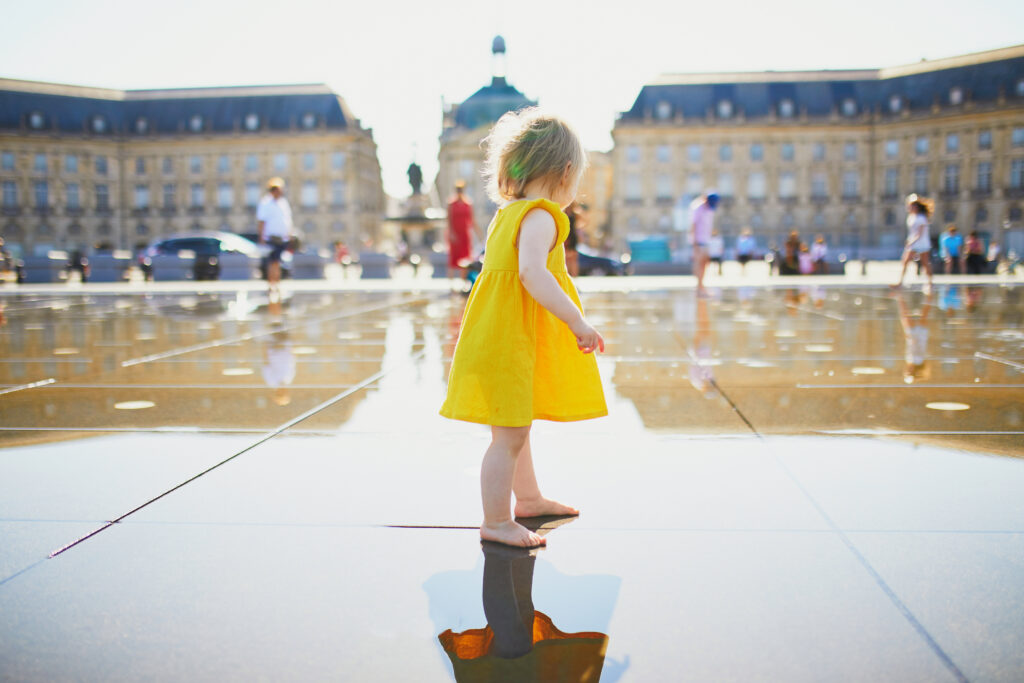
[3,0,1022,200]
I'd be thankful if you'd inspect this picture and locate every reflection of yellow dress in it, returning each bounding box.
[440,198,607,427]
[438,610,608,682]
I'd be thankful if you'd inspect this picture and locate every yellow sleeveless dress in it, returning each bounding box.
[440,198,607,427]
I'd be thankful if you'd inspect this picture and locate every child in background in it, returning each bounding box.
[798,243,814,274]
[440,108,607,548]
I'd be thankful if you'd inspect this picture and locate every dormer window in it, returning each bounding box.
[244,113,259,131]
[949,87,963,105]
[888,94,902,113]
[135,117,149,134]
[717,100,733,119]
[1017,79,1024,97]
[655,101,672,121]
[189,115,203,132]
[778,99,795,118]
[301,113,317,129]
[91,115,107,133]
[28,111,44,129]
[841,98,858,117]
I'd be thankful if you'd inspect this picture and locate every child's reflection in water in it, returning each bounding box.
[438,521,610,682]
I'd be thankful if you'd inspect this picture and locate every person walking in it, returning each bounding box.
[735,228,756,273]
[256,177,293,300]
[965,230,986,275]
[810,234,829,274]
[940,225,964,274]
[440,108,606,549]
[781,230,801,276]
[446,180,478,281]
[690,192,719,295]
[708,229,724,276]
[894,194,935,290]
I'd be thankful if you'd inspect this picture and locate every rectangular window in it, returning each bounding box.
[191,183,204,207]
[915,136,929,155]
[976,162,992,192]
[687,145,701,163]
[914,166,928,194]
[885,140,899,159]
[34,154,47,173]
[625,145,640,164]
[134,184,150,209]
[1013,128,1024,147]
[944,164,960,193]
[135,157,146,175]
[1011,159,1024,189]
[300,181,318,207]
[812,143,825,162]
[96,184,109,210]
[946,134,959,154]
[843,142,857,161]
[779,171,796,199]
[625,173,642,200]
[717,172,734,197]
[273,153,288,172]
[686,173,702,197]
[65,154,78,173]
[190,156,202,174]
[163,157,173,174]
[780,143,794,162]
[303,153,316,171]
[811,173,827,198]
[163,183,176,207]
[331,180,346,206]
[655,174,673,200]
[1,151,14,171]
[884,168,899,196]
[842,171,859,198]
[978,130,992,150]
[66,182,80,209]
[245,155,259,173]
[750,144,763,162]
[718,144,732,162]
[2,181,17,207]
[95,156,108,175]
[747,172,766,199]
[656,145,671,163]
[245,182,260,208]
[331,151,346,170]
[34,181,48,207]
[217,182,232,208]
[218,155,230,174]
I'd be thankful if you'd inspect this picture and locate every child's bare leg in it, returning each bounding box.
[512,436,579,518]
[481,426,546,548]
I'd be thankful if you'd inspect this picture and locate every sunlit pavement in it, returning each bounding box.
[1,277,1022,681]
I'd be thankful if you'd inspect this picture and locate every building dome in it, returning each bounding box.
[492,35,506,54]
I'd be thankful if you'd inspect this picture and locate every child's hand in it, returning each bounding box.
[572,319,605,354]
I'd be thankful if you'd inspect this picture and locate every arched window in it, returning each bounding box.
[949,87,964,105]
[135,118,149,134]
[888,95,902,113]
[301,113,317,129]
[656,101,672,121]
[189,115,203,132]
[28,111,45,129]
[717,100,733,119]
[91,116,107,133]
[778,99,795,118]
[841,98,858,117]
[244,113,260,131]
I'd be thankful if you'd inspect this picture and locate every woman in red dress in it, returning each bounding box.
[447,180,478,279]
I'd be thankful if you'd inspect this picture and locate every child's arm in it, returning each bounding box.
[518,208,604,353]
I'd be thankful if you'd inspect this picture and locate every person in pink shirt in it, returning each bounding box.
[690,192,719,295]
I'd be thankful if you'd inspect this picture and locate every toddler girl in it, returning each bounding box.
[440,108,607,548]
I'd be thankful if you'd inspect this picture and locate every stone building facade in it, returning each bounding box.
[612,45,1024,257]
[0,80,384,256]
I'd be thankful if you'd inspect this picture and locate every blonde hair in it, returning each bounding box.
[906,193,935,218]
[481,107,586,203]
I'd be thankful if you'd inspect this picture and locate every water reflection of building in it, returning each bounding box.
[0,80,384,255]
[612,45,1024,255]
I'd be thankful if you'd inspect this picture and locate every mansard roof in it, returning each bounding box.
[620,44,1024,122]
[0,80,360,134]
[451,76,535,131]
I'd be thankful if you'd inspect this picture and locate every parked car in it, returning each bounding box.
[236,232,294,280]
[577,246,630,276]
[139,232,262,280]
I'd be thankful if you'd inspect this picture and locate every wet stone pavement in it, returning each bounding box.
[0,283,1022,682]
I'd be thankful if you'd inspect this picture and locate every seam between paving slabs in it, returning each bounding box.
[675,326,972,683]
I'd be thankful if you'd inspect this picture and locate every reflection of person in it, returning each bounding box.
[688,292,717,397]
[896,289,932,384]
[257,177,293,300]
[438,539,609,680]
[262,326,296,406]
[447,180,479,280]
[440,108,607,549]
[690,192,718,295]
[894,194,934,290]
[735,228,755,273]
[940,225,964,274]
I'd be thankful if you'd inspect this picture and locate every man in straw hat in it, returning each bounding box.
[257,177,293,299]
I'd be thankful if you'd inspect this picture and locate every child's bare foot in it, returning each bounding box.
[480,520,547,548]
[514,496,579,518]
